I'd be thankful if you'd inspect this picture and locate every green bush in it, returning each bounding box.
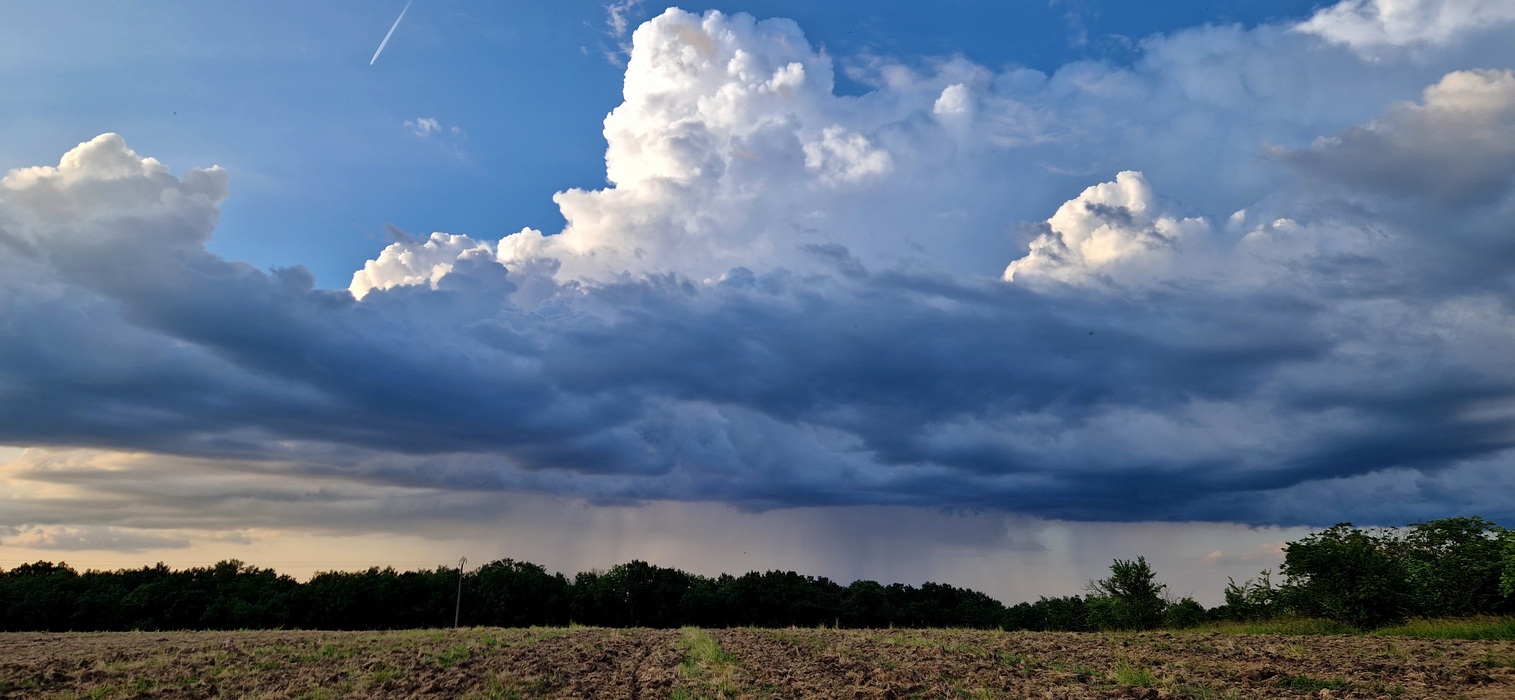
[1165,597,1207,628]
[1085,557,1168,630]
[1218,570,1279,621]
[1281,524,1409,629]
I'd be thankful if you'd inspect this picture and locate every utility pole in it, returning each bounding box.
[454,556,467,629]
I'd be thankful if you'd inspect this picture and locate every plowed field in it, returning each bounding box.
[1,627,1511,699]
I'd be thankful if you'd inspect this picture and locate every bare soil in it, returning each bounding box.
[0,627,1510,699]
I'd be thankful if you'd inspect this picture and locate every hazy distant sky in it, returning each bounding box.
[4,0,1515,605]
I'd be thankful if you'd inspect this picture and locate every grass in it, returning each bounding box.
[948,685,998,699]
[295,642,359,661]
[1169,682,1227,699]
[470,674,550,700]
[1274,674,1352,692]
[294,689,338,700]
[759,628,829,652]
[1479,653,1515,670]
[674,627,745,699]
[993,651,1040,670]
[682,628,737,666]
[0,678,40,694]
[1049,661,1103,680]
[1110,660,1158,688]
[428,642,473,668]
[1186,617,1356,636]
[364,664,405,688]
[1187,615,1515,640]
[1372,616,1515,641]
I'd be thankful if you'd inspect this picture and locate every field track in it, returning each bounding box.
[2,627,1512,699]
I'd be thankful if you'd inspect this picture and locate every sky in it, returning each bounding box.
[3,0,1515,606]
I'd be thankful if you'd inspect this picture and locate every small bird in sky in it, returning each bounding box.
[370,0,413,66]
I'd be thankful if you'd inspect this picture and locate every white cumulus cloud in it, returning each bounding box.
[350,232,495,299]
[1003,171,1207,286]
[405,117,441,135]
[1297,0,1515,54]
[1280,68,1515,206]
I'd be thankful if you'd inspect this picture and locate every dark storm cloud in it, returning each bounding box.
[5,135,1515,529]
[7,1,1515,532]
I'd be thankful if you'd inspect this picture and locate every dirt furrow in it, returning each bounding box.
[0,628,1510,699]
[714,628,920,699]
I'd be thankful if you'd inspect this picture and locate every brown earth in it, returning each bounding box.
[0,627,1510,699]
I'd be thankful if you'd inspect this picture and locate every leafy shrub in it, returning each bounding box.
[1165,597,1207,628]
[1085,557,1168,630]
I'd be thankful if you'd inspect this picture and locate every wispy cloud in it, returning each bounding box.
[602,0,645,65]
[606,0,643,38]
[404,117,442,136]
[403,117,466,157]
[7,525,191,553]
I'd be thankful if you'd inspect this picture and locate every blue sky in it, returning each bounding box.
[4,0,1515,603]
[6,0,1322,287]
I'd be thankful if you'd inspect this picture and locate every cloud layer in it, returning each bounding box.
[5,0,1515,548]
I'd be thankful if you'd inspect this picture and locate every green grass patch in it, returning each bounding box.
[994,651,1040,669]
[429,642,473,668]
[1274,675,1352,692]
[294,689,338,700]
[1479,653,1515,670]
[364,664,405,687]
[1372,617,1515,641]
[1185,617,1356,636]
[0,678,40,693]
[1188,615,1515,639]
[944,643,992,658]
[1110,660,1158,688]
[949,685,997,700]
[1051,661,1103,681]
[470,673,550,700]
[675,628,744,699]
[289,642,359,663]
[681,628,736,667]
[1170,683,1224,699]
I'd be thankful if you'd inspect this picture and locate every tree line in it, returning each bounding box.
[2,516,1511,632]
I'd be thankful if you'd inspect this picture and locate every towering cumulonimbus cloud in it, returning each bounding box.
[6,0,1515,542]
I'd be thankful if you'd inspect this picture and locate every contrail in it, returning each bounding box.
[370,0,413,66]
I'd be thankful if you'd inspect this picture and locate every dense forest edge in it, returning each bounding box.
[3,517,1513,634]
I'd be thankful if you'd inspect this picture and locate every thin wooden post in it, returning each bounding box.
[454,556,467,629]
